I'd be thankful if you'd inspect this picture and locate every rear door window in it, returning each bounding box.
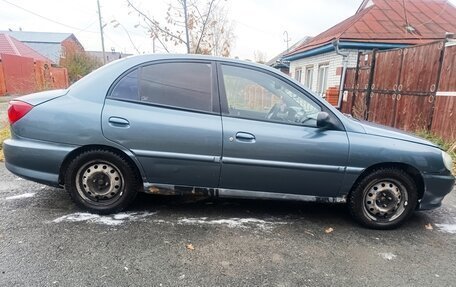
[139,62,213,112]
[110,69,139,101]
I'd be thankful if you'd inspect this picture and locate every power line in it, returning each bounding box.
[0,0,99,33]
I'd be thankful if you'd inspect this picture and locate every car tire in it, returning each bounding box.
[64,149,140,214]
[348,168,418,229]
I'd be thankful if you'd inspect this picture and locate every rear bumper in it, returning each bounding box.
[417,172,455,210]
[3,137,77,187]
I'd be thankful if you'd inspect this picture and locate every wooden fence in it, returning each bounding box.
[341,39,456,142]
[0,53,68,96]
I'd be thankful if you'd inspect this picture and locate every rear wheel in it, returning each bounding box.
[348,168,418,229]
[64,150,140,214]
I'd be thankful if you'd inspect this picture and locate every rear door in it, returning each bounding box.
[217,63,349,197]
[102,60,222,187]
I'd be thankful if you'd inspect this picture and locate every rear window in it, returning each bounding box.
[139,62,213,112]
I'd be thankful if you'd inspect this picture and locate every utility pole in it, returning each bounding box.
[152,35,156,53]
[183,0,190,53]
[97,0,106,64]
[283,31,291,52]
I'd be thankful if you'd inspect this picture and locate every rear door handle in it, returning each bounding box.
[108,116,130,127]
[235,132,256,142]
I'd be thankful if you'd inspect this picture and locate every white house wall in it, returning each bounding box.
[289,50,359,96]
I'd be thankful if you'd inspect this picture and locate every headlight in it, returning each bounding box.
[442,151,453,171]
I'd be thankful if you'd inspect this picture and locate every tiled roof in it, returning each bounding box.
[286,0,456,56]
[0,33,52,62]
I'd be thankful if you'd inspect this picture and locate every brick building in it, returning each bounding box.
[283,0,456,100]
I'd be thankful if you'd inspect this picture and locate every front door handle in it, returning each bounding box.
[235,132,256,142]
[108,116,130,127]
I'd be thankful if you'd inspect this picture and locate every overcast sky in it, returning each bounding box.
[0,0,455,60]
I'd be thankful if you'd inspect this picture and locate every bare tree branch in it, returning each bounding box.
[126,0,234,56]
[126,0,186,45]
[194,0,215,54]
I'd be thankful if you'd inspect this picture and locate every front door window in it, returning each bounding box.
[221,64,321,127]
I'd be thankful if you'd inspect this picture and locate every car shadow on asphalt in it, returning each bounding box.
[34,188,436,231]
[126,192,433,231]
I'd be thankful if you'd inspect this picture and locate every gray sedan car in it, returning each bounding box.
[3,55,454,229]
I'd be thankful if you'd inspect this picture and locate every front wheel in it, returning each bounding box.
[64,150,140,214]
[348,168,418,229]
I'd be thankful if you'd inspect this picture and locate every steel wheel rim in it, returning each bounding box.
[75,160,124,206]
[362,179,408,222]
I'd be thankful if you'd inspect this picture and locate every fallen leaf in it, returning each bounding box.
[425,223,433,230]
[304,230,315,237]
[185,243,195,251]
[324,227,334,234]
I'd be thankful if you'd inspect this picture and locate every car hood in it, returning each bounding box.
[16,89,68,106]
[357,120,439,148]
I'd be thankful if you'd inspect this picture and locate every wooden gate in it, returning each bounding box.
[341,40,456,141]
[431,43,456,141]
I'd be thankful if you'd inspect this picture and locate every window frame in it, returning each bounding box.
[317,63,329,96]
[216,62,332,129]
[304,65,314,90]
[294,67,302,82]
[107,59,220,115]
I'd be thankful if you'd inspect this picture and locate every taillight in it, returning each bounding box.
[8,101,33,124]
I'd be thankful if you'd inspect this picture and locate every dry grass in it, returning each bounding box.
[415,130,456,175]
[0,123,10,162]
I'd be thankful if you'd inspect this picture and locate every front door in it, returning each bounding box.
[217,63,349,197]
[102,61,222,187]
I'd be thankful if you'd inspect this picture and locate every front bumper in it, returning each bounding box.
[418,172,455,210]
[3,137,77,187]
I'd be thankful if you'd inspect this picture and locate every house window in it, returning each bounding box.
[304,66,314,90]
[317,63,329,96]
[294,68,302,82]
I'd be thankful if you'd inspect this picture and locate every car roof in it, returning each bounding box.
[120,53,278,73]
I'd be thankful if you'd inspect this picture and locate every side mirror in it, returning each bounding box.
[316,111,332,128]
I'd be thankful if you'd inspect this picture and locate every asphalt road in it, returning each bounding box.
[0,163,455,287]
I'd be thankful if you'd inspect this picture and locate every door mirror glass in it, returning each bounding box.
[316,111,332,128]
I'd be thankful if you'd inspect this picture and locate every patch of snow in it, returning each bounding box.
[435,223,456,234]
[177,217,286,230]
[52,211,157,226]
[113,213,134,220]
[4,192,36,200]
[378,252,397,261]
[53,213,100,223]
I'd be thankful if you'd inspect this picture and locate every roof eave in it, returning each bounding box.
[283,41,410,61]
